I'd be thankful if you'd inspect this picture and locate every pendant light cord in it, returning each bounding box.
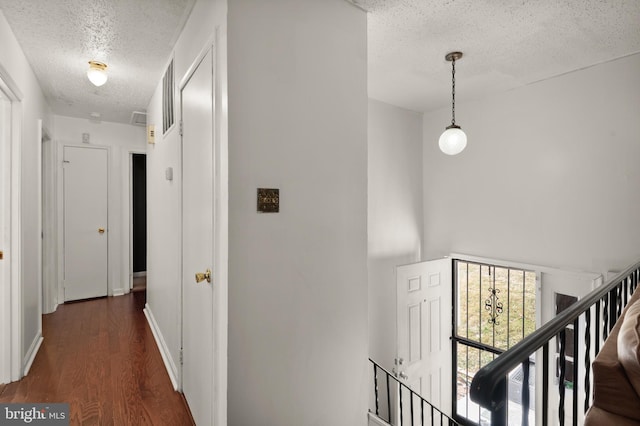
[451,58,456,126]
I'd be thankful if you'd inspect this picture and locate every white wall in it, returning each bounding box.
[0,11,51,382]
[423,53,640,275]
[145,0,228,415]
[52,115,145,301]
[227,1,368,424]
[368,99,423,372]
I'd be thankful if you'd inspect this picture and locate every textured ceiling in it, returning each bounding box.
[0,0,195,124]
[1,1,639,123]
[354,0,640,113]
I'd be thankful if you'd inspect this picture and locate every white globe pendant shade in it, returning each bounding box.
[87,61,108,87]
[439,125,467,155]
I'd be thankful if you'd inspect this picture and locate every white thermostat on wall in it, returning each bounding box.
[166,167,173,181]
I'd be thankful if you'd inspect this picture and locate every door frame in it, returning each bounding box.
[57,144,111,301]
[41,121,57,313]
[178,35,228,425]
[0,64,23,384]
[126,149,147,293]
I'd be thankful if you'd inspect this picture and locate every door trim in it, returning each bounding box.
[42,123,57,313]
[126,150,147,293]
[0,63,23,384]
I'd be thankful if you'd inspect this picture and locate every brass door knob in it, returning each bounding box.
[98,228,105,234]
[195,269,212,284]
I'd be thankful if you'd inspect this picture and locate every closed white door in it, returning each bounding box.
[63,146,108,301]
[181,47,215,425]
[396,258,453,420]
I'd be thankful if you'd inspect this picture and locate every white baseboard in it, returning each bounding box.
[112,288,125,297]
[23,333,43,376]
[368,411,391,426]
[43,302,59,315]
[133,271,147,278]
[144,304,179,390]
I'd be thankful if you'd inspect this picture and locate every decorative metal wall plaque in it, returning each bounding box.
[257,188,279,213]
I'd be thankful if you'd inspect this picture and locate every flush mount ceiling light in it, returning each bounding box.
[439,51,467,156]
[87,61,108,87]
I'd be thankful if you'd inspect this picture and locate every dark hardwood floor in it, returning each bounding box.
[0,291,194,425]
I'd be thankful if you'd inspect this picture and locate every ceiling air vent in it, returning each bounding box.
[130,111,147,126]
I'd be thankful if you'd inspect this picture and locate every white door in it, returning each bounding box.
[396,258,453,420]
[63,146,108,301]
[181,47,215,425]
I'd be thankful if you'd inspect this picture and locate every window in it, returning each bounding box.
[453,260,537,425]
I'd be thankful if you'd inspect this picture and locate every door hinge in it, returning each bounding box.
[179,120,183,136]
[180,349,184,365]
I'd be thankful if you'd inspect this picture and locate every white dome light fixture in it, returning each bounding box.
[87,61,108,87]
[439,51,467,155]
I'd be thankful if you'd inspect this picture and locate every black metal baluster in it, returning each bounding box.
[410,388,415,426]
[522,360,530,426]
[559,329,566,426]
[584,308,591,413]
[399,383,404,426]
[543,343,549,426]
[623,277,628,307]
[572,318,579,426]
[373,364,379,416]
[595,301,601,356]
[430,405,434,426]
[602,296,609,341]
[616,285,622,321]
[386,373,391,423]
[421,398,424,426]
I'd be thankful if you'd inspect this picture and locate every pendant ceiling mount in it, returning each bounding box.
[445,51,463,62]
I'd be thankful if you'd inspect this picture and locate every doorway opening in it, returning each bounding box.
[453,260,537,425]
[131,153,146,293]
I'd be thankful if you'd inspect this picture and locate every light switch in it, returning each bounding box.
[147,125,156,144]
[166,167,173,181]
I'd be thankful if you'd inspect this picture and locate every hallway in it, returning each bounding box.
[0,292,194,425]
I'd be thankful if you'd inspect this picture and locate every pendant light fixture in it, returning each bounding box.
[87,61,108,87]
[439,51,467,155]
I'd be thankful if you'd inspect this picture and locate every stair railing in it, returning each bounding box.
[469,260,640,425]
[370,358,460,426]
